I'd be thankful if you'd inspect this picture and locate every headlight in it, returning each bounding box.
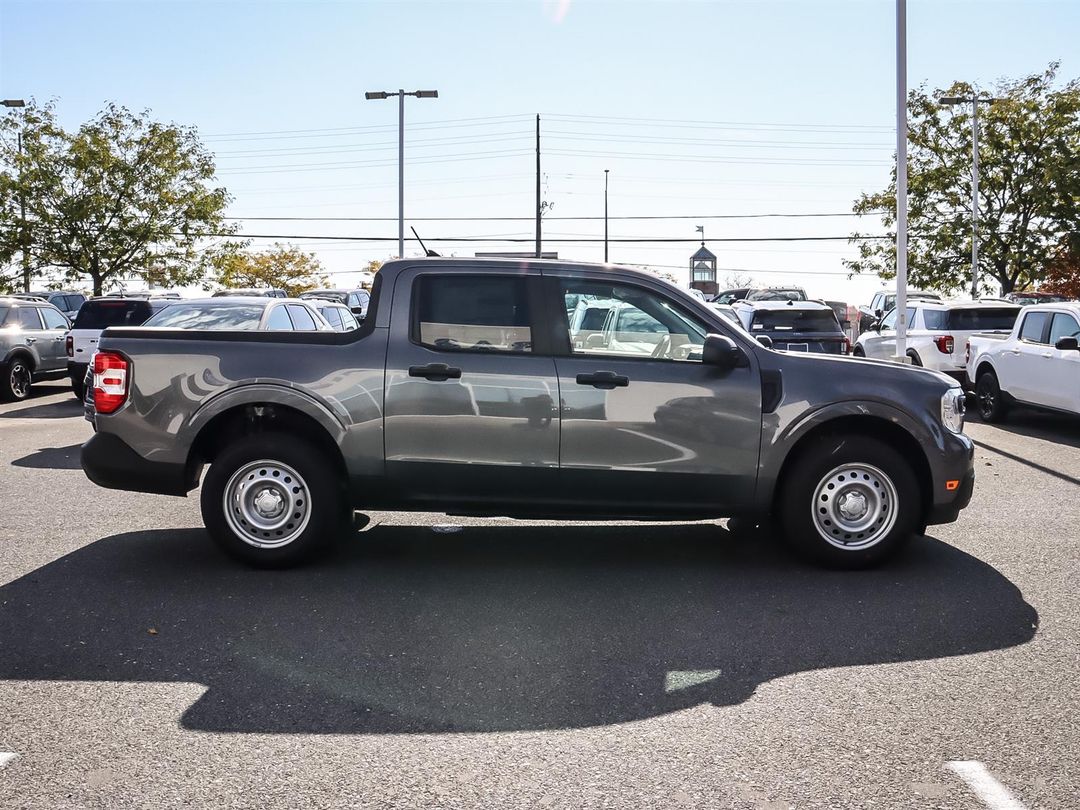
[941,388,966,433]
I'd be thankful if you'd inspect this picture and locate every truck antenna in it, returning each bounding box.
[411,227,440,257]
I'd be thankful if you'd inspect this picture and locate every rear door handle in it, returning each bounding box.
[576,371,629,389]
[409,363,462,382]
[24,337,36,344]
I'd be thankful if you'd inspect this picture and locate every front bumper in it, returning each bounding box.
[81,431,198,497]
[926,432,976,526]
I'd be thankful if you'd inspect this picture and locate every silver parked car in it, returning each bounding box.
[140,297,332,331]
[0,297,71,401]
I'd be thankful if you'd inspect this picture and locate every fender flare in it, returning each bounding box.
[756,399,938,509]
[181,383,348,450]
[2,346,37,371]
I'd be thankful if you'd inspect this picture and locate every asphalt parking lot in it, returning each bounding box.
[0,381,1077,809]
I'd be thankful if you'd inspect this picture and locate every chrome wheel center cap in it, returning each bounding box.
[837,491,868,521]
[253,488,284,518]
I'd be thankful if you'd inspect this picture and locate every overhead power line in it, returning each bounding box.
[224,212,866,222]
[216,232,883,243]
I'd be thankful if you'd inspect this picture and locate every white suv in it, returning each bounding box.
[854,301,1020,383]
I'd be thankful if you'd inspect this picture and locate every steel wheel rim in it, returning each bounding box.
[811,462,898,551]
[9,362,29,398]
[223,459,311,549]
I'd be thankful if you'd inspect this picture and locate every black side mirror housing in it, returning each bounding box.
[756,335,774,349]
[350,306,366,318]
[865,318,880,332]
[1055,336,1079,351]
[702,334,747,370]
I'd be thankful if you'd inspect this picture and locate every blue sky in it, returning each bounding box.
[1,0,1077,299]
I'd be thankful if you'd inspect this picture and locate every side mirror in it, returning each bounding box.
[702,334,746,370]
[756,335,774,349]
[1055,336,1079,351]
[350,306,366,318]
[864,318,880,332]
[874,308,883,318]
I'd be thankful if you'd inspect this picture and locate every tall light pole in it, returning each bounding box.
[603,169,609,262]
[3,99,28,291]
[894,0,908,362]
[365,89,438,258]
[941,92,997,299]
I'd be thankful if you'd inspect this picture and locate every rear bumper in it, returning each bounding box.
[81,431,198,497]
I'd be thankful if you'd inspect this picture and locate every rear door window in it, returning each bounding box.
[266,306,293,331]
[17,307,42,329]
[415,275,533,353]
[320,307,342,330]
[1019,312,1051,344]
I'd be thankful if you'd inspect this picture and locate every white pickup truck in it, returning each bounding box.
[965,302,1080,421]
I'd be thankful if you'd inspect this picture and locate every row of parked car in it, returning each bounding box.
[697,284,1079,421]
[0,287,373,402]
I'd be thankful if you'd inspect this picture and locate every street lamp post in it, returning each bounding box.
[3,99,28,291]
[894,0,909,363]
[365,89,438,258]
[941,92,997,299]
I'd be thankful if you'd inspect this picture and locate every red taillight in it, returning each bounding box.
[65,335,73,357]
[934,335,955,354]
[843,337,851,355]
[93,351,129,414]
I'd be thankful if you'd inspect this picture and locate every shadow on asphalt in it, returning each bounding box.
[0,525,1038,735]
[10,443,84,470]
[969,407,1080,449]
[0,396,82,420]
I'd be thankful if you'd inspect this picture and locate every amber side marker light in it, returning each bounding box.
[945,480,960,491]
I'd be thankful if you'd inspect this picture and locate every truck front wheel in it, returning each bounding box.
[778,436,921,568]
[201,432,347,567]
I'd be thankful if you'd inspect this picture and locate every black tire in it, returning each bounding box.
[71,378,86,401]
[778,435,921,569]
[975,371,1008,423]
[0,357,32,402]
[200,432,348,567]
[907,351,923,367]
[852,346,866,358]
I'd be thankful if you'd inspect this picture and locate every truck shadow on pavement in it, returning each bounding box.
[10,443,84,470]
[0,397,82,420]
[0,524,1037,735]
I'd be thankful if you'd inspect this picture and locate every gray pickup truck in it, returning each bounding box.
[81,259,974,568]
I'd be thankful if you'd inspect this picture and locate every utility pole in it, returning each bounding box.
[604,169,609,262]
[894,0,908,362]
[535,114,541,259]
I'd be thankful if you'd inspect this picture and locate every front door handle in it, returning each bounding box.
[24,337,36,344]
[576,371,629,389]
[409,363,462,382]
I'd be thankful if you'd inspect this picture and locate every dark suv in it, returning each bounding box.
[734,300,850,355]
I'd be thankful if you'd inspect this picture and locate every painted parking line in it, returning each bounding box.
[946,761,1027,810]
[0,753,18,768]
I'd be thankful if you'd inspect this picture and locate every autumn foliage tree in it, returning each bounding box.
[846,64,1080,295]
[213,243,329,297]
[1041,237,1080,298]
[0,101,237,295]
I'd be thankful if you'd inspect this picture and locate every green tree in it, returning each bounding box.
[213,243,329,297]
[0,101,237,295]
[846,64,1080,295]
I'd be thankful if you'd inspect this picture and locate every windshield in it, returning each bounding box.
[72,300,155,330]
[750,309,840,333]
[143,303,265,329]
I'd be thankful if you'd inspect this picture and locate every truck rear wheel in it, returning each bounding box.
[778,435,921,568]
[975,371,1008,423]
[201,432,347,567]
